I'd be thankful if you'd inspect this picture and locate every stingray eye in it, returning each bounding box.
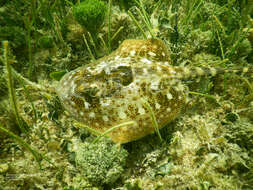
[80,87,99,104]
[111,66,133,86]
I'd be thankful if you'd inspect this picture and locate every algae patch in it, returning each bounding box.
[73,138,128,186]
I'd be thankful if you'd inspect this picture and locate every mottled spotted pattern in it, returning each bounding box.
[56,39,252,143]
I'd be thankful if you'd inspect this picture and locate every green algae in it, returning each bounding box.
[74,138,128,186]
[73,0,107,34]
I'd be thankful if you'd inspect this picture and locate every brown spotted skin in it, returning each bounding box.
[113,39,171,61]
[56,39,252,143]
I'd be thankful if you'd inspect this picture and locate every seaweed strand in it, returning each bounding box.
[3,41,27,134]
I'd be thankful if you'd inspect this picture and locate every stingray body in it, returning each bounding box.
[56,39,252,143]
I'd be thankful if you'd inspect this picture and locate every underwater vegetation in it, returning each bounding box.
[0,0,253,189]
[74,138,128,186]
[73,0,107,34]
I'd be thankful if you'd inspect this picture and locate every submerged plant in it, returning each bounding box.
[0,26,26,50]
[2,41,27,134]
[74,139,128,185]
[39,35,55,49]
[73,0,107,35]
